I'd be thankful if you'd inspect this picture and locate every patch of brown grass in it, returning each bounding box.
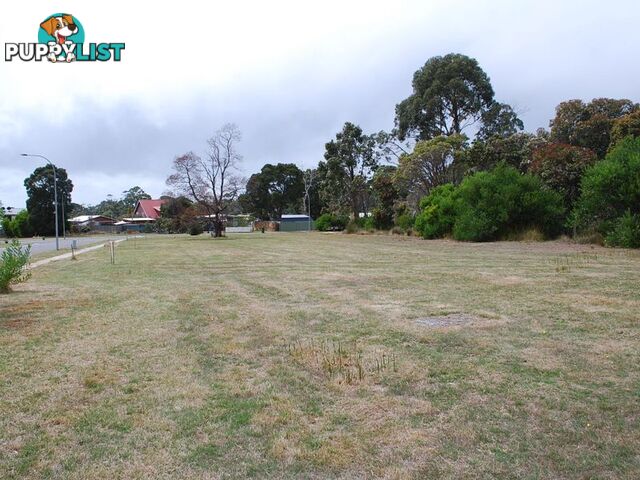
[0,233,638,478]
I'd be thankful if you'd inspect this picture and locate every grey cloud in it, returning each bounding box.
[2,0,639,208]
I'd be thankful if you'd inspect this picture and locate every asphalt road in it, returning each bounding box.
[0,235,119,256]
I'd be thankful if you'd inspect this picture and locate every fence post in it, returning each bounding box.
[110,241,115,264]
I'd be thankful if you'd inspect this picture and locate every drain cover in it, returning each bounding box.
[415,314,476,327]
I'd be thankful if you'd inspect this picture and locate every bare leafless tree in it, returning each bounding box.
[395,134,466,211]
[374,130,414,165]
[166,123,244,237]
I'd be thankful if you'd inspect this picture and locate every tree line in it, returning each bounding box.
[166,53,638,246]
[4,53,639,247]
[1,182,153,237]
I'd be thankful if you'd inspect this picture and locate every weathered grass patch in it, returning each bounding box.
[0,233,638,478]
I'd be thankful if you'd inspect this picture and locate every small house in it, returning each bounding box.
[132,199,167,221]
[69,215,115,227]
[1,207,25,221]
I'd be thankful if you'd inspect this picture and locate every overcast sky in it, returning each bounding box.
[1,0,639,208]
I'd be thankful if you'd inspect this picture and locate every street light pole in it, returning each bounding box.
[21,153,59,251]
[60,184,66,239]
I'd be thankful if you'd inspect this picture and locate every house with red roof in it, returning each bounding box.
[130,199,167,221]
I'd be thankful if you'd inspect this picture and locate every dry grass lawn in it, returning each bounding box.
[0,233,639,479]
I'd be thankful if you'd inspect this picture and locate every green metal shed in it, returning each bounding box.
[279,214,315,232]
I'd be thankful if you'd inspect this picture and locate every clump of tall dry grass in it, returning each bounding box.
[285,338,396,385]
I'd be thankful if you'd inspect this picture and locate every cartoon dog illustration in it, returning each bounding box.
[39,15,78,62]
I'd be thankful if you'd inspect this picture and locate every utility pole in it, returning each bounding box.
[60,182,66,239]
[21,153,60,250]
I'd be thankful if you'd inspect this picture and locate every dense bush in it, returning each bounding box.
[453,165,565,241]
[415,184,457,239]
[188,223,204,236]
[0,239,31,293]
[315,213,334,231]
[394,213,415,231]
[1,210,32,238]
[610,110,640,149]
[316,213,348,231]
[153,217,173,233]
[371,207,393,230]
[142,223,158,234]
[529,143,597,208]
[1,217,10,237]
[571,136,640,248]
[605,211,640,248]
[415,164,565,242]
[335,215,349,230]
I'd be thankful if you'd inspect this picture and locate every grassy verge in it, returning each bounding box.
[1,233,639,478]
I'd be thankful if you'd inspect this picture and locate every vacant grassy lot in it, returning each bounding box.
[1,233,639,479]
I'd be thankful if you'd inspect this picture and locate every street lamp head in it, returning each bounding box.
[20,153,28,156]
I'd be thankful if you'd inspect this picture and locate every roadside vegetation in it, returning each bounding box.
[0,239,31,293]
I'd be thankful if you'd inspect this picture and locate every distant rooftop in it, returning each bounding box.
[2,207,24,217]
[69,215,114,223]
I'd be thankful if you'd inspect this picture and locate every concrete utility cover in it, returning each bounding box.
[415,314,476,327]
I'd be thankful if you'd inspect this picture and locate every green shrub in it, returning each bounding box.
[414,165,565,242]
[453,209,497,242]
[414,184,458,239]
[13,210,32,237]
[316,213,334,231]
[605,211,640,248]
[334,215,349,231]
[1,217,13,237]
[142,223,157,234]
[572,136,640,246]
[345,216,375,233]
[154,217,173,233]
[452,164,565,241]
[316,213,348,231]
[363,216,375,231]
[188,223,204,236]
[0,239,31,293]
[395,213,415,231]
[1,210,32,238]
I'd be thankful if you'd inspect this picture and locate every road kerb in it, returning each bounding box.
[28,239,127,269]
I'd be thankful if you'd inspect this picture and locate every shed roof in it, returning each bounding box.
[70,215,115,223]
